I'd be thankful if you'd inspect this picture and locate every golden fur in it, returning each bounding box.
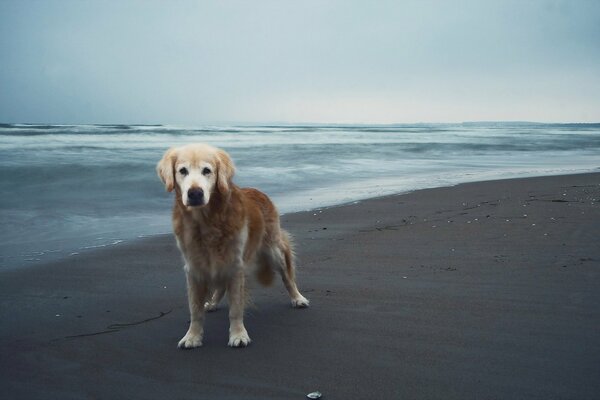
[157,143,309,348]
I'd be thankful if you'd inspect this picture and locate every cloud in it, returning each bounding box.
[1,0,599,123]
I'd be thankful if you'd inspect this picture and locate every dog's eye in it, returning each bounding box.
[202,167,211,176]
[179,167,188,176]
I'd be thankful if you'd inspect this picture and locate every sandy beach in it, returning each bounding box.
[1,172,599,399]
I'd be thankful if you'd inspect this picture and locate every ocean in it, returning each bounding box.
[1,122,599,269]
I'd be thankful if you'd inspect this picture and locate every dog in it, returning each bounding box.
[156,143,309,348]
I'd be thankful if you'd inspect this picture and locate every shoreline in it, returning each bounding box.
[5,169,599,272]
[283,167,600,212]
[1,172,599,399]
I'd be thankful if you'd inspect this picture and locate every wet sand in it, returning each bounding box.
[1,173,599,399]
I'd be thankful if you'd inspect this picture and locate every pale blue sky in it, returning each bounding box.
[1,0,599,124]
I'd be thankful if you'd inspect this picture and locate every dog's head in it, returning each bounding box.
[156,144,235,208]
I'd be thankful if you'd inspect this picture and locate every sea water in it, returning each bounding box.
[1,122,599,269]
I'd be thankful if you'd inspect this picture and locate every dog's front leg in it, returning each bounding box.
[227,266,251,347]
[178,271,208,349]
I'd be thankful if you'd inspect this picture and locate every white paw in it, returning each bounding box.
[228,329,251,347]
[204,301,219,312]
[291,295,310,308]
[177,331,203,349]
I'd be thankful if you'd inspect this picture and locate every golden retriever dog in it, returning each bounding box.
[157,143,309,348]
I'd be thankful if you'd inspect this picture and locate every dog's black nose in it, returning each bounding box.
[187,188,204,206]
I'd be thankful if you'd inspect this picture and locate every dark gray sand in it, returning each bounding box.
[1,173,599,399]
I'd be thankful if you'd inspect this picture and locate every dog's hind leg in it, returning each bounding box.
[274,231,309,308]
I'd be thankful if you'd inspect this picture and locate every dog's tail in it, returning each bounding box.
[256,259,275,287]
[255,229,295,287]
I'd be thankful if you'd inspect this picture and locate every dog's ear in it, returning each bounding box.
[156,147,178,192]
[216,149,235,195]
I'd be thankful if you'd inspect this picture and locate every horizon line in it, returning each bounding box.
[2,120,600,127]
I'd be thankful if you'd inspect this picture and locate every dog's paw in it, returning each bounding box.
[291,295,310,308]
[228,329,251,348]
[177,332,203,349]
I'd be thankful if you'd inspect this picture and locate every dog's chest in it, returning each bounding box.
[177,222,244,275]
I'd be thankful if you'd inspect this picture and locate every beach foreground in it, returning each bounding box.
[1,173,599,399]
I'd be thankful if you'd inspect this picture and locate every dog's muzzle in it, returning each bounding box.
[187,188,205,206]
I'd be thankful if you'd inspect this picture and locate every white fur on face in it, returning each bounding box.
[176,161,217,207]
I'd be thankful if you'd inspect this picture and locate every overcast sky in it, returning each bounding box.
[1,0,599,124]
